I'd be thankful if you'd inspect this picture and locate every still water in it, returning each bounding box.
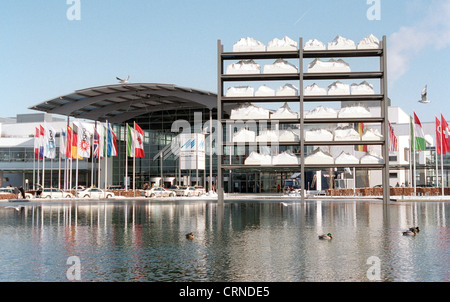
[0,199,448,282]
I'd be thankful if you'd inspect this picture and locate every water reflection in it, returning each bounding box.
[0,200,448,281]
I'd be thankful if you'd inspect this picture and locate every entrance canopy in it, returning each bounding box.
[29,83,217,123]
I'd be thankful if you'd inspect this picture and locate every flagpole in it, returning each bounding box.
[76,136,79,197]
[69,152,73,192]
[33,128,36,191]
[93,121,97,188]
[33,153,36,191]
[441,114,445,196]
[91,132,94,188]
[37,154,40,189]
[68,118,73,192]
[409,147,412,188]
[50,158,53,190]
[410,114,416,195]
[62,126,65,191]
[209,110,213,192]
[441,139,444,196]
[125,123,129,191]
[133,121,136,196]
[64,157,67,191]
[58,146,61,190]
[435,139,439,188]
[435,116,440,190]
[93,122,97,187]
[42,155,45,188]
[97,121,101,189]
[74,121,80,196]
[65,121,68,191]
[37,143,40,190]
[105,120,109,191]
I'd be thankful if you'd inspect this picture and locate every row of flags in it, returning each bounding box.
[412,112,450,154]
[357,122,398,152]
[34,121,145,161]
[435,114,450,155]
[127,122,145,158]
[34,123,57,160]
[32,115,449,163]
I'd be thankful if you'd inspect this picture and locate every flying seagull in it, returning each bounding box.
[418,85,430,104]
[5,206,25,212]
[116,75,130,84]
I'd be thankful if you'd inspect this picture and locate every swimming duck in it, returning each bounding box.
[402,230,417,236]
[185,232,194,240]
[318,233,333,240]
[409,226,420,233]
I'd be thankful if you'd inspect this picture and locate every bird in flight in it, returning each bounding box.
[5,206,25,212]
[418,85,430,104]
[116,75,130,84]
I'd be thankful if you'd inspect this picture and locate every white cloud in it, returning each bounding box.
[388,0,450,83]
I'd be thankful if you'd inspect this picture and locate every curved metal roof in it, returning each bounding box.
[29,83,217,123]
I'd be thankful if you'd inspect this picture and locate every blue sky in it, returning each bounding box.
[1,0,449,122]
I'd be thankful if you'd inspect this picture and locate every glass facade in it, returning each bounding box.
[0,147,35,162]
[115,108,218,190]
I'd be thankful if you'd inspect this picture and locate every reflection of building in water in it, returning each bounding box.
[0,201,447,281]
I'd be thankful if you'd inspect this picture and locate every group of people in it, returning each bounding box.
[4,185,26,198]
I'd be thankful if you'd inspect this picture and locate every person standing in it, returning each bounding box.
[18,186,26,199]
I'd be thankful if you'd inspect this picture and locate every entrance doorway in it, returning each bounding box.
[231,172,257,193]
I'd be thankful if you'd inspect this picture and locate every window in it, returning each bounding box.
[389,156,397,162]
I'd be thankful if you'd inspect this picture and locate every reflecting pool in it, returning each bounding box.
[0,200,448,282]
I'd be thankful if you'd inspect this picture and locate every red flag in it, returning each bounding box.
[134,123,145,158]
[435,117,443,155]
[66,125,73,158]
[34,127,41,159]
[441,114,450,154]
[388,122,398,152]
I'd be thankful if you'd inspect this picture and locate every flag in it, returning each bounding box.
[412,112,426,151]
[66,125,73,159]
[34,127,42,159]
[72,123,78,159]
[43,123,56,159]
[71,122,83,159]
[75,121,91,158]
[93,126,102,159]
[357,122,367,152]
[134,123,145,158]
[127,123,145,158]
[388,122,398,152]
[106,122,117,157]
[95,122,104,158]
[127,124,135,157]
[435,117,442,155]
[442,114,450,154]
[39,125,44,159]
[60,129,67,159]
